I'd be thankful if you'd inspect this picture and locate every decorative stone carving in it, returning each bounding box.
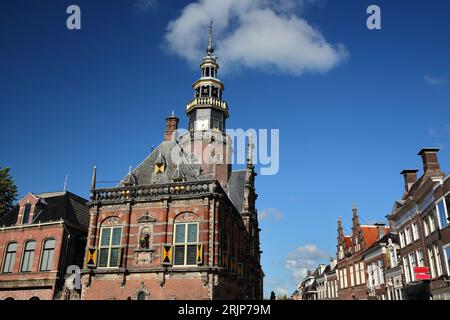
[134,211,156,265]
[134,282,150,300]
[101,216,124,227]
[174,211,200,223]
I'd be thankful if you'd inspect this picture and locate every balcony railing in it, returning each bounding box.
[91,180,220,203]
[186,97,228,114]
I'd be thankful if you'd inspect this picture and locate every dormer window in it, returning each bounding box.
[22,204,31,224]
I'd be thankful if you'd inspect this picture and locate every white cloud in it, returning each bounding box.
[425,74,448,86]
[164,0,348,76]
[259,208,284,221]
[285,244,331,282]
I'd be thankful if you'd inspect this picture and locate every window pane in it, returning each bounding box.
[44,239,55,250]
[174,245,185,265]
[98,248,109,267]
[137,292,146,300]
[7,243,17,252]
[41,250,49,271]
[187,224,198,243]
[25,241,36,250]
[110,248,120,267]
[111,228,122,246]
[101,228,111,246]
[186,245,197,265]
[175,224,186,243]
[445,247,450,274]
[437,200,448,228]
[23,204,31,224]
[21,252,34,272]
[3,252,15,273]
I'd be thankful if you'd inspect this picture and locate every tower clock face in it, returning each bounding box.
[196,119,209,130]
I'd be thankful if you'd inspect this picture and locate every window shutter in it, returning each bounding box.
[196,244,203,265]
[162,244,173,265]
[222,251,229,270]
[230,257,237,274]
[86,248,97,268]
[238,262,244,279]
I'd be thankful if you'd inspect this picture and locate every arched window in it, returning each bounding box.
[137,291,146,300]
[173,222,199,266]
[98,226,122,268]
[29,297,40,300]
[40,239,55,271]
[22,204,31,224]
[5,297,15,301]
[2,242,17,273]
[21,241,36,272]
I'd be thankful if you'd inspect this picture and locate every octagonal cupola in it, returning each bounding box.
[187,21,229,132]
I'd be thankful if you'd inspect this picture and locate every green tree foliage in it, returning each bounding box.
[0,167,18,216]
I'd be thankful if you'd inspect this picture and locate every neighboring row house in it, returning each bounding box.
[0,191,89,300]
[336,207,389,300]
[294,147,449,300]
[387,148,450,300]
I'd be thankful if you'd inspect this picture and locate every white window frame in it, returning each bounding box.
[409,252,416,282]
[443,244,450,276]
[173,222,199,267]
[359,262,365,283]
[350,265,355,287]
[98,226,122,269]
[436,198,449,229]
[412,223,420,241]
[355,263,360,285]
[343,268,348,288]
[378,260,384,284]
[399,232,405,248]
[403,256,411,283]
[429,214,436,233]
[416,249,425,267]
[405,227,412,245]
[434,244,443,277]
[428,247,436,278]
[423,218,429,237]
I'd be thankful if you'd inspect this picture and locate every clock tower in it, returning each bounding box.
[186,22,228,133]
[180,22,232,189]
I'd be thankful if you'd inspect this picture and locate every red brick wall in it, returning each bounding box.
[0,224,65,300]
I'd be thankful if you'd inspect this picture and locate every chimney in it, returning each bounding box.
[164,112,179,142]
[400,169,418,193]
[418,147,440,173]
[374,223,386,240]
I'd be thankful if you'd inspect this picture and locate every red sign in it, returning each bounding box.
[414,266,431,280]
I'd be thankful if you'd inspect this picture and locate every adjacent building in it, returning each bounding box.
[336,207,389,300]
[296,147,449,300]
[316,259,338,300]
[0,191,89,300]
[388,148,449,300]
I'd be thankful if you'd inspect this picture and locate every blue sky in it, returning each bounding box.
[1,0,449,297]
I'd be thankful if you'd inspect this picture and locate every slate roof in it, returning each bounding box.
[226,170,247,213]
[117,141,202,186]
[116,140,248,214]
[0,191,89,230]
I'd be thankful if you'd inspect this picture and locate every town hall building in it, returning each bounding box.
[80,25,263,300]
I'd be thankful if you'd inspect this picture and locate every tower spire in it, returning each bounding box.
[247,134,254,167]
[207,20,214,55]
